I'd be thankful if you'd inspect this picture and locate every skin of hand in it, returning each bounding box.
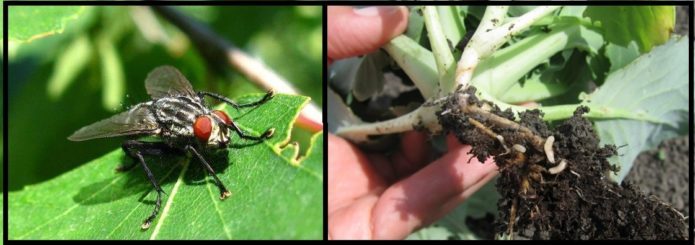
[328,6,499,240]
[327,6,409,66]
[328,133,498,240]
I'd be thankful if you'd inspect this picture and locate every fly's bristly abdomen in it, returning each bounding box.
[150,95,208,140]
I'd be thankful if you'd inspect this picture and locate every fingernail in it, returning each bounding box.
[354,6,400,17]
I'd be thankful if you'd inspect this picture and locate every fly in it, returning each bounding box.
[68,66,275,230]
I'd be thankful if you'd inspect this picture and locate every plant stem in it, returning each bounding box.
[455,6,560,91]
[423,6,456,96]
[336,6,570,143]
[452,6,508,92]
[383,35,438,99]
[335,106,441,143]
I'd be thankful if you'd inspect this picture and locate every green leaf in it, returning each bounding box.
[404,7,425,43]
[1,195,3,245]
[436,6,466,51]
[1,0,4,45]
[508,6,537,17]
[472,22,603,99]
[499,49,591,103]
[423,6,456,94]
[9,94,323,239]
[588,36,688,183]
[8,6,87,42]
[352,52,390,101]
[46,34,92,100]
[584,6,675,53]
[97,34,125,112]
[604,42,640,73]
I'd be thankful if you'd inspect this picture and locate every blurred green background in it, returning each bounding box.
[8,6,322,191]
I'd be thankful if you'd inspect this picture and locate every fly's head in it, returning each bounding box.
[193,110,233,148]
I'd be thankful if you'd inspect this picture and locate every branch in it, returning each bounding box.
[150,6,322,132]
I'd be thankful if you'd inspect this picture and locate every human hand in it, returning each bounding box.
[327,6,409,66]
[327,6,499,240]
[328,132,499,240]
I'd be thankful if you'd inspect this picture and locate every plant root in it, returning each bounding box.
[436,86,688,239]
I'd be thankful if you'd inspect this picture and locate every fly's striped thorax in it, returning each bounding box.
[150,96,209,137]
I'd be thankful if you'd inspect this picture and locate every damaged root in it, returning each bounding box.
[463,103,546,151]
[437,86,687,239]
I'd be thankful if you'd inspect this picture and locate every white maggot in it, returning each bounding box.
[544,135,555,163]
[512,144,526,153]
[548,159,567,175]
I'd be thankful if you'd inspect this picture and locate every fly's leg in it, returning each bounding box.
[228,120,275,141]
[199,89,273,110]
[122,140,179,230]
[199,90,274,140]
[185,145,231,199]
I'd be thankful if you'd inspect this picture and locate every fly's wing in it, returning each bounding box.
[68,104,159,141]
[145,66,197,99]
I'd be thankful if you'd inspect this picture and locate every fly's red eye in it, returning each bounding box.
[193,116,212,141]
[213,110,232,125]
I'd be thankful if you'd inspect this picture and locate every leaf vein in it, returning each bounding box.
[149,159,190,240]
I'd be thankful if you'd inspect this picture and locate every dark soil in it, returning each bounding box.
[437,87,688,240]
[465,213,496,240]
[624,136,690,220]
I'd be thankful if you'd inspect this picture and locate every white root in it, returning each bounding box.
[544,135,555,163]
[496,135,510,154]
[512,144,526,153]
[548,159,567,175]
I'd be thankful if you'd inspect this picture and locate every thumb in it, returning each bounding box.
[327,6,408,65]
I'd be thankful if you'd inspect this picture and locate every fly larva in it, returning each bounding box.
[548,159,567,175]
[512,144,526,153]
[544,135,555,163]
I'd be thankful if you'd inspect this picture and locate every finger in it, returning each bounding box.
[399,131,429,166]
[328,194,380,240]
[435,165,497,222]
[367,153,397,184]
[327,6,408,65]
[387,131,429,179]
[328,134,387,214]
[429,134,498,221]
[370,143,499,239]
